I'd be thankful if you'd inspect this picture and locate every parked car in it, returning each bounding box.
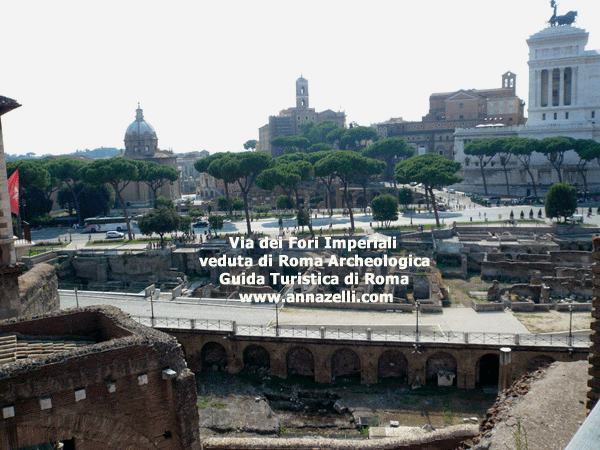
[106,231,125,239]
[193,220,209,228]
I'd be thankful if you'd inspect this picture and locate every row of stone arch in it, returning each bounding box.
[200,341,558,386]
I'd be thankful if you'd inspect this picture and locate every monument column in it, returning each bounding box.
[0,96,25,319]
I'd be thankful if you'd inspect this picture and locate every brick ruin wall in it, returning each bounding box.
[588,237,600,411]
[0,307,200,450]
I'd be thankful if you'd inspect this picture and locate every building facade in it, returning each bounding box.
[176,151,221,199]
[454,19,600,196]
[258,77,346,156]
[376,72,526,159]
[121,105,181,205]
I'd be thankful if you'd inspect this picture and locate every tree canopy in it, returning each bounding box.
[270,136,311,154]
[195,153,236,218]
[136,161,179,207]
[464,138,500,196]
[314,150,379,231]
[363,137,413,183]
[339,126,378,151]
[44,157,87,223]
[371,194,398,227]
[138,206,180,243]
[545,183,577,222]
[539,136,576,183]
[225,151,272,234]
[80,158,139,240]
[505,137,542,197]
[395,153,462,227]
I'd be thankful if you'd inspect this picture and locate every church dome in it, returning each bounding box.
[125,104,157,139]
[124,104,159,158]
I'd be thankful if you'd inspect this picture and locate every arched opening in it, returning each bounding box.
[356,196,367,209]
[378,350,408,382]
[526,355,555,373]
[200,342,228,371]
[286,347,315,379]
[426,351,457,385]
[477,353,499,386]
[243,344,270,374]
[331,349,361,381]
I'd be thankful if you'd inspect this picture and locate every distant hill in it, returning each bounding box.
[6,147,122,161]
[70,147,122,159]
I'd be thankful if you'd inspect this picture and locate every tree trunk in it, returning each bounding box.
[242,191,252,235]
[479,161,488,196]
[151,186,159,208]
[294,188,300,209]
[578,167,588,197]
[343,180,355,232]
[115,189,133,241]
[524,166,538,197]
[69,183,83,226]
[429,187,441,227]
[362,185,368,213]
[224,183,232,219]
[503,166,510,197]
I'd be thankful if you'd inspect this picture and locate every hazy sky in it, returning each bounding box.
[2,0,600,157]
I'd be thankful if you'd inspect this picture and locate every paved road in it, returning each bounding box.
[58,291,590,347]
[60,290,529,333]
[59,290,277,326]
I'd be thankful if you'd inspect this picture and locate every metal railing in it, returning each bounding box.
[129,315,590,348]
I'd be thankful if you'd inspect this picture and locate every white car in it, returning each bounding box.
[106,231,125,239]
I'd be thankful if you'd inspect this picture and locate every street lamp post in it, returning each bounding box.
[415,300,421,341]
[568,304,573,346]
[150,291,156,327]
[275,300,280,337]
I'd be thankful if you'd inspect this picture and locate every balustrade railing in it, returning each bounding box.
[128,315,590,348]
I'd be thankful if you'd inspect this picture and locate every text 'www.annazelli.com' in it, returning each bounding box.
[239,292,393,304]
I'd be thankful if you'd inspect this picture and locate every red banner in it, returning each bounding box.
[7,170,18,215]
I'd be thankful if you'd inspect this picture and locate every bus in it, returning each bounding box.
[83,216,129,233]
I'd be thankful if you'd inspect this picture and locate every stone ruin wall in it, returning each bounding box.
[0,263,59,320]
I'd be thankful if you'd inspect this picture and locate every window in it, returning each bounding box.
[75,389,86,402]
[565,112,569,119]
[459,103,464,109]
[592,111,596,119]
[542,113,546,120]
[540,70,548,107]
[2,406,15,419]
[553,113,557,120]
[552,69,560,106]
[564,67,572,105]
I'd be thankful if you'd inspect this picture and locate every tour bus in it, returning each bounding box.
[83,216,128,233]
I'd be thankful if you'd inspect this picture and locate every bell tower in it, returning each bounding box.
[296,76,309,109]
[502,71,516,93]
